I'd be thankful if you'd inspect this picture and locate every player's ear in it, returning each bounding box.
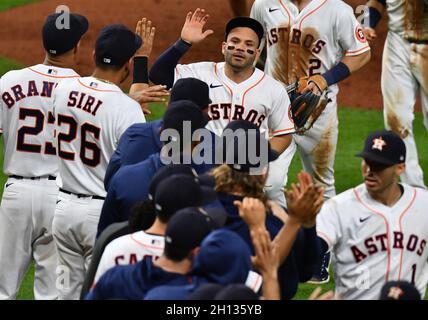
[395,163,406,176]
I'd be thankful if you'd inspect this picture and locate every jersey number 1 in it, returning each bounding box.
[57,114,101,167]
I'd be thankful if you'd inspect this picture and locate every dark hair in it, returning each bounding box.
[95,60,127,72]
[128,200,156,232]
[163,245,193,262]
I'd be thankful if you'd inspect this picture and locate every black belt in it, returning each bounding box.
[10,175,56,181]
[407,38,428,44]
[59,188,106,200]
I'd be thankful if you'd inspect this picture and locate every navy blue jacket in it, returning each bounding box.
[217,192,319,300]
[97,153,216,237]
[104,120,163,190]
[144,230,252,300]
[85,256,191,300]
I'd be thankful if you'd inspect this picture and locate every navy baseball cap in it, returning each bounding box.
[148,164,215,200]
[215,284,259,300]
[164,208,221,256]
[162,100,209,136]
[356,130,406,166]
[188,284,224,300]
[225,17,264,46]
[170,78,212,110]
[219,120,278,173]
[95,24,142,67]
[380,281,421,300]
[154,174,217,217]
[42,12,89,55]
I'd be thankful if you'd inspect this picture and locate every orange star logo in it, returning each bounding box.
[372,137,387,151]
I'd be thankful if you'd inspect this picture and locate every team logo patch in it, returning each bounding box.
[372,137,387,151]
[90,82,98,88]
[47,69,58,75]
[355,25,367,43]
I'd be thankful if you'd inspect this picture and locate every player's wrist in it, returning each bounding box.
[321,62,351,87]
[132,56,149,84]
[176,38,193,49]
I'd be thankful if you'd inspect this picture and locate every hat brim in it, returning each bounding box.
[356,151,397,166]
[197,174,216,188]
[200,186,218,206]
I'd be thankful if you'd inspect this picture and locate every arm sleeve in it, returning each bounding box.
[105,128,132,190]
[148,39,192,88]
[97,181,121,239]
[269,85,295,136]
[316,199,342,250]
[336,4,371,56]
[293,226,322,283]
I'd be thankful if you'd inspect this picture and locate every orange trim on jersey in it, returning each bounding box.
[214,63,233,96]
[278,0,292,30]
[397,188,417,280]
[77,79,119,92]
[317,231,334,249]
[272,127,295,135]
[298,0,328,30]
[130,233,164,250]
[353,188,391,282]
[28,67,80,79]
[241,74,266,106]
[345,46,371,55]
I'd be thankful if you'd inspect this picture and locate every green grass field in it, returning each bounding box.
[1,0,427,301]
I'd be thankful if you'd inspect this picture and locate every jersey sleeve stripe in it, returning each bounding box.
[397,188,417,280]
[298,0,328,30]
[28,67,80,79]
[241,74,266,106]
[271,127,295,135]
[345,45,371,56]
[317,231,334,250]
[77,79,119,93]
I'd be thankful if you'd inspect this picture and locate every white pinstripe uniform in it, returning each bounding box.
[52,76,145,299]
[317,183,428,300]
[0,64,79,299]
[175,62,295,205]
[381,0,428,188]
[251,0,371,198]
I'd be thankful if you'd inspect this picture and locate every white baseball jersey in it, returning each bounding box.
[317,183,428,300]
[94,230,165,283]
[174,62,294,137]
[0,64,79,177]
[53,76,145,196]
[387,0,428,41]
[251,0,371,98]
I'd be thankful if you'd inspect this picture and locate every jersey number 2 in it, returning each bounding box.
[57,114,101,167]
[16,107,56,154]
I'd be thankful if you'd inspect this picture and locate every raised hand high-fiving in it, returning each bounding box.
[181,8,214,45]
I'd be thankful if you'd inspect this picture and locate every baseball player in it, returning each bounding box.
[86,208,223,300]
[149,9,295,206]
[94,169,218,283]
[362,0,428,189]
[316,130,428,299]
[0,13,89,300]
[52,24,146,300]
[97,100,214,236]
[104,77,212,190]
[250,0,371,200]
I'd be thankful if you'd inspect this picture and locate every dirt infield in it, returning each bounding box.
[0,0,390,109]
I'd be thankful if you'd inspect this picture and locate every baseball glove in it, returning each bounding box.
[286,80,328,134]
